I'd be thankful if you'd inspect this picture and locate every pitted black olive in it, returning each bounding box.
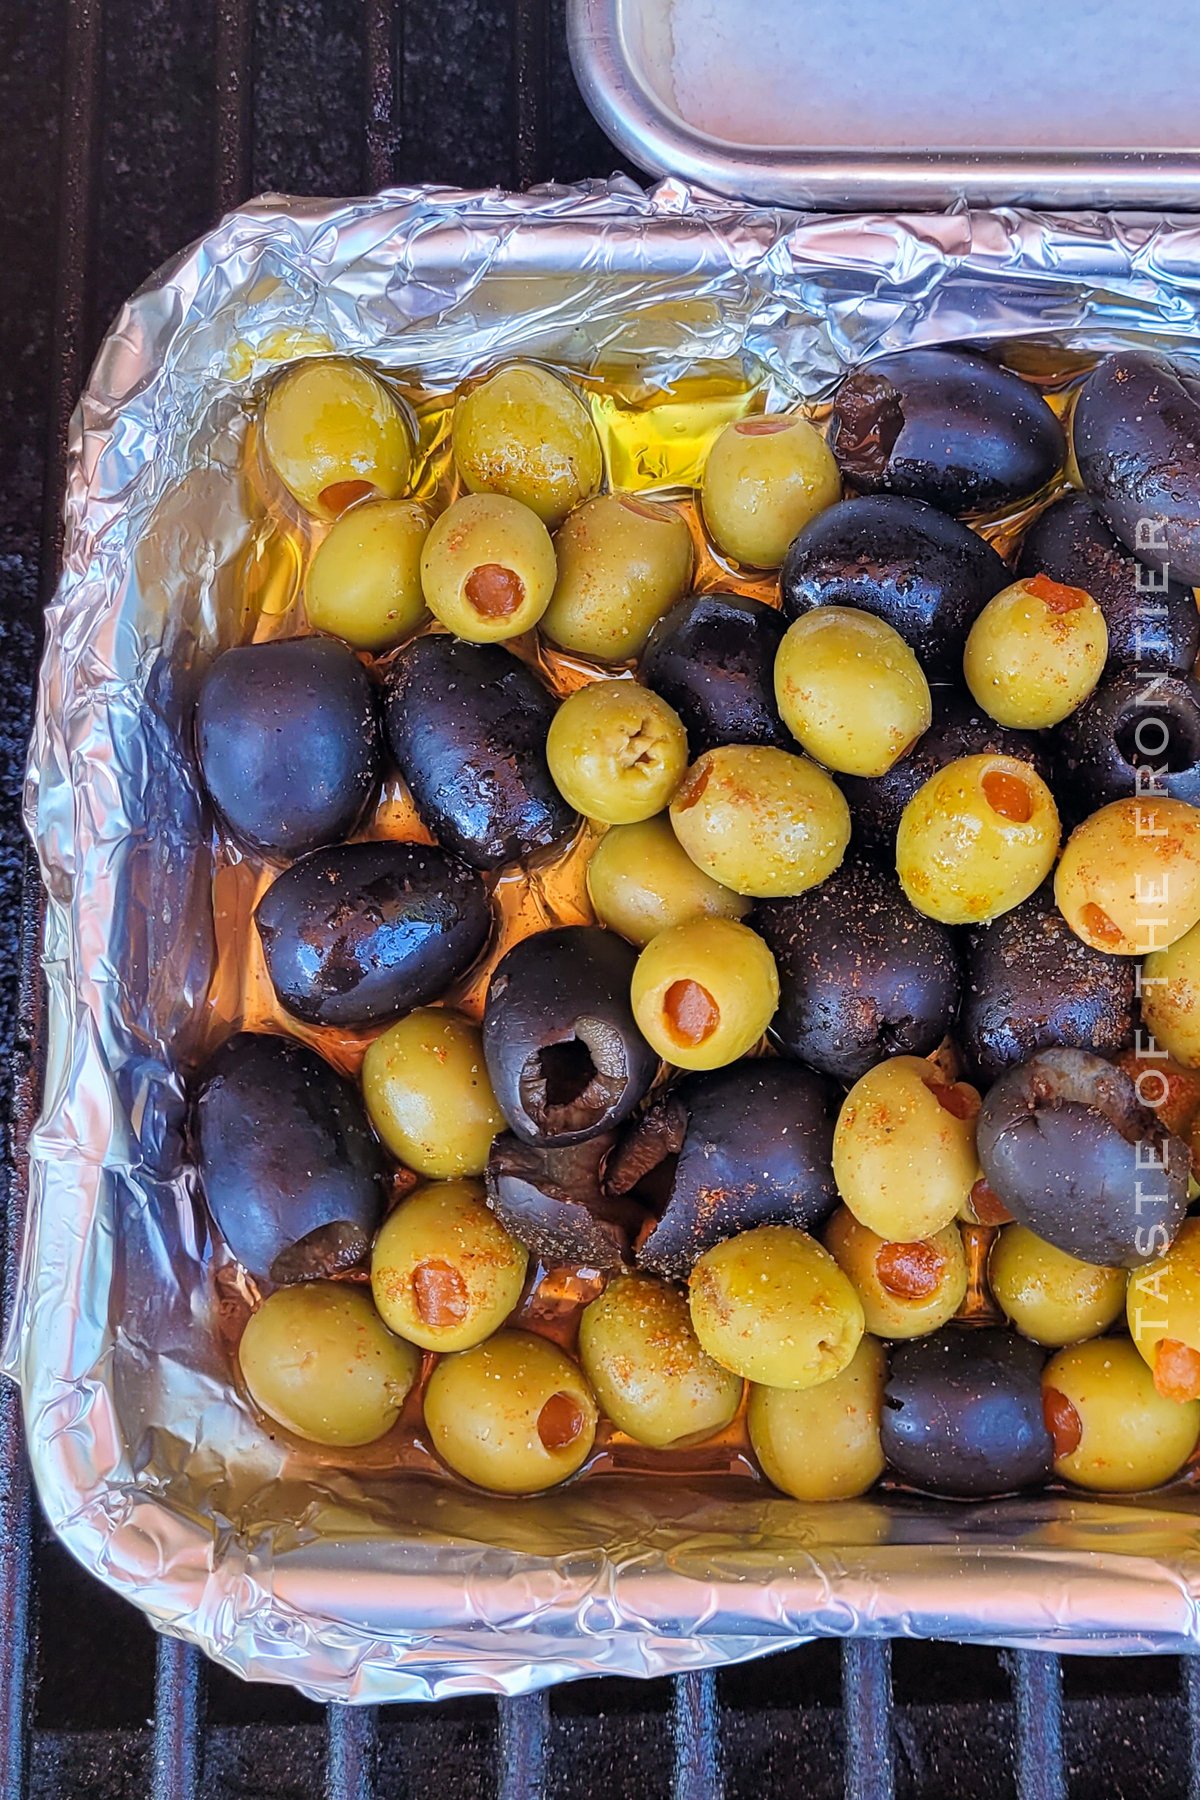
[639,591,790,755]
[195,636,380,860]
[751,861,960,1083]
[255,841,490,1028]
[384,635,577,870]
[882,1328,1053,1498]
[1016,492,1200,675]
[1074,350,1200,586]
[1051,670,1200,817]
[830,349,1064,516]
[193,1032,386,1283]
[482,926,658,1147]
[484,1132,643,1272]
[976,1049,1189,1268]
[779,494,1010,679]
[608,1059,839,1280]
[960,890,1135,1086]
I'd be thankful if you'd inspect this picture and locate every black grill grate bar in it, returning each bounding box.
[511,0,548,190]
[842,1638,896,1800]
[672,1671,722,1800]
[1182,1655,1200,1800]
[326,1701,380,1800]
[150,1637,205,1800]
[364,0,401,193]
[1005,1649,1066,1800]
[497,1691,549,1800]
[213,0,254,215]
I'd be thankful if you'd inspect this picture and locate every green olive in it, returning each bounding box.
[543,493,694,662]
[823,1207,967,1339]
[370,1179,528,1353]
[1055,798,1200,956]
[423,1329,598,1492]
[669,745,850,899]
[990,1223,1126,1348]
[1140,918,1200,1065]
[578,1273,743,1448]
[453,362,603,528]
[305,499,430,650]
[832,1056,981,1240]
[585,815,750,947]
[262,357,412,520]
[896,754,1060,926]
[688,1224,865,1389]
[701,415,841,569]
[420,492,556,641]
[361,1008,505,1179]
[748,1335,886,1500]
[964,575,1108,730]
[546,680,688,825]
[631,916,779,1069]
[238,1282,419,1447]
[1127,1218,1200,1401]
[1042,1337,1200,1492]
[774,607,932,778]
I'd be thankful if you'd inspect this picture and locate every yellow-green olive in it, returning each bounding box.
[964,574,1108,729]
[774,607,932,777]
[748,1335,886,1500]
[1140,917,1200,1065]
[701,415,841,569]
[361,1008,504,1179]
[546,680,688,824]
[543,493,694,661]
[306,498,430,650]
[578,1273,743,1448]
[688,1224,865,1389]
[423,1329,598,1492]
[989,1223,1126,1347]
[1054,797,1200,956]
[823,1207,967,1339]
[1042,1337,1200,1492]
[832,1056,981,1240]
[896,753,1060,926]
[453,362,603,528]
[370,1179,528,1353]
[238,1282,419,1447]
[631,916,779,1069]
[262,357,412,520]
[669,745,850,899]
[1127,1218,1200,1402]
[586,815,750,947]
[419,492,556,641]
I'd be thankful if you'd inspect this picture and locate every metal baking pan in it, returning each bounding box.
[568,0,1200,210]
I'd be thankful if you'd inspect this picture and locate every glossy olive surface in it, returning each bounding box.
[423,1330,599,1493]
[239,1283,419,1447]
[779,494,1009,679]
[195,637,380,860]
[881,1327,1053,1498]
[896,753,1060,927]
[578,1274,743,1449]
[989,1224,1126,1348]
[639,591,790,755]
[748,1335,887,1501]
[1073,350,1200,585]
[370,1178,528,1352]
[1054,796,1200,956]
[1052,670,1200,818]
[831,349,1064,515]
[630,916,780,1070]
[586,815,750,947]
[362,1008,503,1178]
[543,493,694,662]
[255,841,490,1029]
[1042,1337,1200,1492]
[689,1224,865,1390]
[384,634,576,870]
[485,1131,636,1272]
[193,1032,386,1284]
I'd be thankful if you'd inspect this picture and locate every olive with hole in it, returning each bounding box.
[779,493,1009,679]
[485,1131,640,1272]
[639,591,791,755]
[1054,796,1200,955]
[881,1327,1053,1498]
[255,841,490,1029]
[669,745,850,899]
[824,1208,968,1340]
[194,1032,386,1284]
[631,916,778,1070]
[482,925,657,1146]
[578,1274,743,1448]
[452,361,602,528]
[306,498,430,651]
[1052,670,1200,817]
[370,1178,528,1353]
[262,357,412,519]
[362,1008,504,1179]
[832,1055,981,1242]
[963,573,1108,730]
[384,635,576,870]
[774,606,932,778]
[896,753,1060,926]
[423,1329,599,1492]
[586,815,750,947]
[748,1335,887,1501]
[195,637,380,861]
[238,1282,420,1447]
[1042,1337,1200,1492]
[1127,1217,1200,1403]
[546,680,688,824]
[989,1224,1127,1348]
[543,493,694,662]
[688,1224,865,1390]
[752,860,960,1083]
[420,492,556,641]
[701,413,841,568]
[829,348,1064,515]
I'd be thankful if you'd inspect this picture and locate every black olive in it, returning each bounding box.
[779,495,1010,679]
[195,637,380,860]
[482,926,658,1147]
[608,1059,839,1280]
[255,841,490,1028]
[976,1049,1189,1268]
[1074,350,1200,586]
[193,1032,386,1283]
[1052,670,1200,817]
[960,891,1135,1086]
[484,1133,643,1272]
[882,1328,1053,1498]
[752,861,960,1083]
[838,685,1052,861]
[639,591,790,756]
[1016,492,1200,675]
[830,349,1064,516]
[383,635,577,871]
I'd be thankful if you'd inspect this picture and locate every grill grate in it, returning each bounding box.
[3,2,1200,1795]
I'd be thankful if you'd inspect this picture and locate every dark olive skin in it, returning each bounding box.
[1074,351,1200,586]
[607,1059,840,1280]
[1052,670,1200,818]
[255,841,491,1029]
[882,1328,1053,1499]
[830,349,1064,516]
[482,926,658,1147]
[976,1049,1189,1269]
[960,890,1135,1085]
[485,1132,643,1272]
[1016,492,1200,675]
[384,636,577,871]
[195,637,380,860]
[193,1032,386,1283]
[639,591,790,755]
[751,861,960,1083]
[839,686,1052,861]
[779,494,1010,679]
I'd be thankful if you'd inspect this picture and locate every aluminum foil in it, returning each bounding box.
[17,181,1200,1703]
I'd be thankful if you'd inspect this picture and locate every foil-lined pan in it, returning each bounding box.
[17,181,1200,1703]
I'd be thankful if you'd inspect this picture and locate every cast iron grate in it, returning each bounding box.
[3,1,1200,1794]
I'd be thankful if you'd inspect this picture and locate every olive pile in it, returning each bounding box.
[191,343,1200,1502]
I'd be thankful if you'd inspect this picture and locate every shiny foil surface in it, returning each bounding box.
[17,182,1200,1702]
